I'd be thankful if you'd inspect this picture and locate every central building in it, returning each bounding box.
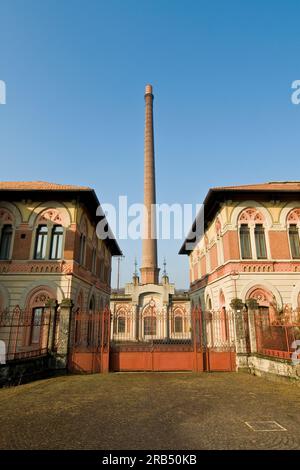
[110,85,189,342]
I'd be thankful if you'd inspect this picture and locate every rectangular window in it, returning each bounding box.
[117,317,125,334]
[240,224,252,259]
[289,224,300,259]
[174,316,183,333]
[30,307,43,344]
[0,225,13,259]
[92,248,96,274]
[144,316,156,336]
[79,234,86,265]
[34,225,48,260]
[255,224,267,259]
[50,225,63,260]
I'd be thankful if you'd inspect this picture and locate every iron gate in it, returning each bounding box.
[68,307,110,373]
[202,309,236,371]
[110,307,236,372]
[68,307,236,373]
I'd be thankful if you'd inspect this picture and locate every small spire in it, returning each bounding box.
[163,257,167,276]
[134,257,138,277]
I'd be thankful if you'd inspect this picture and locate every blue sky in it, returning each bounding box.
[1,0,300,288]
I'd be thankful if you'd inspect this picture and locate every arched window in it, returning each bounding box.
[289,224,300,259]
[117,316,126,334]
[32,208,68,261]
[246,286,276,325]
[25,287,54,347]
[240,224,252,259]
[50,225,63,259]
[87,296,95,347]
[34,224,64,260]
[30,307,43,344]
[174,316,183,333]
[254,224,267,259]
[286,209,300,259]
[0,225,13,260]
[34,225,48,259]
[89,296,95,314]
[144,316,156,336]
[238,208,270,260]
[0,208,15,261]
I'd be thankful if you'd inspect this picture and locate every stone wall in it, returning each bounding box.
[0,355,56,387]
[238,353,300,385]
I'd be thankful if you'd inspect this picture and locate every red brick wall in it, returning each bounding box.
[85,245,92,271]
[64,228,75,260]
[200,255,206,276]
[210,244,218,271]
[269,231,291,259]
[193,264,198,281]
[12,229,32,259]
[223,230,240,261]
[74,231,81,263]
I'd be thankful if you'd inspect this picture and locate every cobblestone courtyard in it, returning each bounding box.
[0,372,299,450]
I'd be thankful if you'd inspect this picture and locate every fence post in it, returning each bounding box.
[44,298,58,354]
[11,306,21,361]
[247,308,258,353]
[54,298,73,370]
[232,306,249,370]
[134,304,139,340]
[100,306,110,373]
[233,309,247,353]
[192,307,197,372]
[192,307,202,372]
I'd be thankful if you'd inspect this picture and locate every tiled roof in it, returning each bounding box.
[0,181,91,191]
[211,181,300,192]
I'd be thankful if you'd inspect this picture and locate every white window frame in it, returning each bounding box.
[238,221,270,261]
[32,222,65,261]
[287,221,300,259]
[0,223,14,260]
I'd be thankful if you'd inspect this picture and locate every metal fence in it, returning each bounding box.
[68,307,111,373]
[111,307,236,352]
[0,307,53,361]
[202,310,236,351]
[70,307,110,353]
[254,309,300,360]
[111,307,193,347]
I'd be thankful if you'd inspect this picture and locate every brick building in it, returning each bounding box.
[180,182,300,311]
[180,182,300,379]
[0,181,121,375]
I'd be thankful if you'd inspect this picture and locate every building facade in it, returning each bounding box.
[180,182,300,314]
[111,277,190,343]
[0,181,121,372]
[180,182,300,380]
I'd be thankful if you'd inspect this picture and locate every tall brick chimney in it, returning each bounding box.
[140,84,160,284]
